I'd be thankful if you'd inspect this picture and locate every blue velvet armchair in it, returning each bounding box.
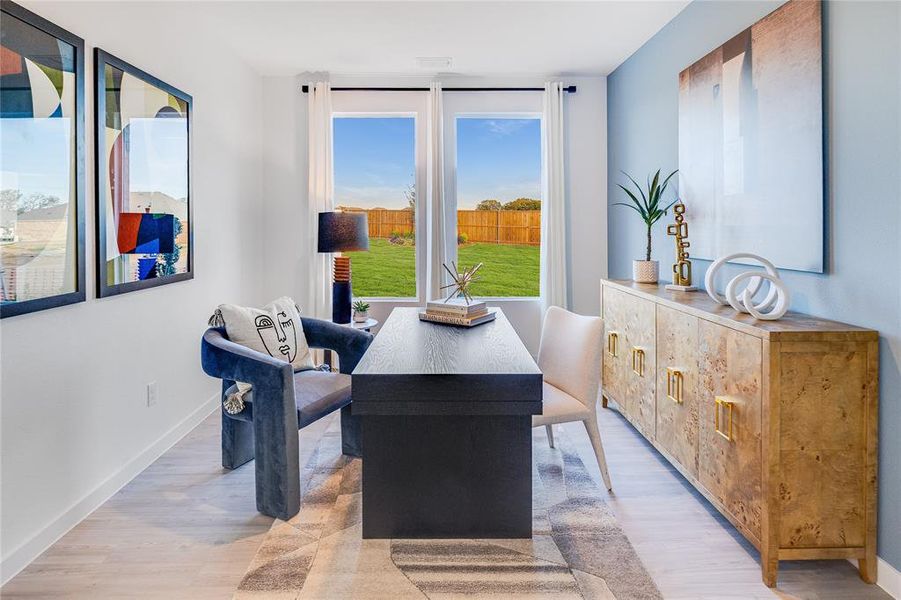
[201,318,372,519]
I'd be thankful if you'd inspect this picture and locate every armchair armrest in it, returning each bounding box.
[301,318,373,374]
[201,327,294,389]
[202,327,300,518]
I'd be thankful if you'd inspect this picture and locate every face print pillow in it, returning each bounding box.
[212,296,315,375]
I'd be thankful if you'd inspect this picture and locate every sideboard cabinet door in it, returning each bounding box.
[602,285,627,415]
[622,293,657,439]
[655,305,700,477]
[698,320,764,540]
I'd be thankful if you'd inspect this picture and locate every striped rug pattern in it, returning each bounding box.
[235,422,661,599]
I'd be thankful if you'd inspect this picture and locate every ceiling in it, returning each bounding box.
[197,1,690,77]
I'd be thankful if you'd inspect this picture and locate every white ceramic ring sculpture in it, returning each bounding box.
[725,271,791,320]
[705,253,780,310]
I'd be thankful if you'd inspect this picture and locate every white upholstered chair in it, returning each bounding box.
[534,306,612,491]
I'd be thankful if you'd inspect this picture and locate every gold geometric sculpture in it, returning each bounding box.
[665,201,697,291]
[440,261,483,304]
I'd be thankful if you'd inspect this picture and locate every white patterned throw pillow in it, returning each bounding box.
[208,297,315,413]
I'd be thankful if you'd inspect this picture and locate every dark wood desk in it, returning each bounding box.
[352,307,542,538]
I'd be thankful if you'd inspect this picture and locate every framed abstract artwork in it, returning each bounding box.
[678,0,824,273]
[94,48,192,297]
[0,0,86,318]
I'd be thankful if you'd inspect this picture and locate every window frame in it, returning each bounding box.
[442,91,544,301]
[331,91,428,303]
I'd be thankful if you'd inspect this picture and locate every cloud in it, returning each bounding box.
[482,119,532,137]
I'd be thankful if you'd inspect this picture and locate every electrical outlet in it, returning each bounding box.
[146,381,158,407]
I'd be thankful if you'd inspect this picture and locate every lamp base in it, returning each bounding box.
[332,280,352,324]
[331,255,353,323]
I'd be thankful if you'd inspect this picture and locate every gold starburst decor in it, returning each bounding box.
[440,261,483,304]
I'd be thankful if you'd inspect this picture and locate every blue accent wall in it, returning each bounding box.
[608,0,901,570]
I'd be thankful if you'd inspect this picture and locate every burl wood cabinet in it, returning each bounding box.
[600,279,879,587]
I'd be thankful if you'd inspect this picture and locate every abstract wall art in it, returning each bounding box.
[94,48,192,297]
[0,0,86,318]
[678,0,824,273]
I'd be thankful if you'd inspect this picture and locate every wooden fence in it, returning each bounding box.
[346,209,541,246]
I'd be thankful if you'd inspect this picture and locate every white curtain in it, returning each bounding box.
[307,81,334,319]
[426,82,449,301]
[541,82,568,311]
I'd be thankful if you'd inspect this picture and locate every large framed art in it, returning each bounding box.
[678,0,824,273]
[0,0,86,318]
[94,49,192,297]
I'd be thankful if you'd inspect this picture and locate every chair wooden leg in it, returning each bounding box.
[545,424,555,448]
[582,414,612,491]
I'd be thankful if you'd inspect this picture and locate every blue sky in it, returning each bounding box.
[1,116,187,205]
[456,117,541,208]
[333,117,414,209]
[1,118,72,202]
[128,118,188,199]
[333,116,541,210]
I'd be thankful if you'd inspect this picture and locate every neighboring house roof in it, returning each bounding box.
[17,204,68,221]
[130,192,188,221]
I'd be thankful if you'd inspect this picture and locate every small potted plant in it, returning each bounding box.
[615,169,678,284]
[352,300,370,323]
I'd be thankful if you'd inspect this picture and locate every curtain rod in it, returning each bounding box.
[300,85,576,94]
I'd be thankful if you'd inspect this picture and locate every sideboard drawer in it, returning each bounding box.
[656,305,700,477]
[698,320,763,540]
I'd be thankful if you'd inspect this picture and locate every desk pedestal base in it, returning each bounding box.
[361,414,532,539]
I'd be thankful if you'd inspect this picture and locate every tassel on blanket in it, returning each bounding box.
[208,308,225,327]
[223,387,249,415]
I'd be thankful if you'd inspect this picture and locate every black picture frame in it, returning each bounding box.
[0,0,86,318]
[94,48,193,298]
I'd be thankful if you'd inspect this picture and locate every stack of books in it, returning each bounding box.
[419,298,497,327]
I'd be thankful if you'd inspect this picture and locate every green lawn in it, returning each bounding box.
[347,239,539,298]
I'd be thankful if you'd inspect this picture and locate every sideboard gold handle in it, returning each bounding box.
[714,396,734,441]
[666,368,683,403]
[631,347,645,377]
[607,332,618,357]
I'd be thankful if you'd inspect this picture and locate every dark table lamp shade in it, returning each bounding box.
[318,212,369,253]
[317,211,369,324]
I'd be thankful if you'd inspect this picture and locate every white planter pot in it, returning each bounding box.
[353,311,369,323]
[633,260,659,284]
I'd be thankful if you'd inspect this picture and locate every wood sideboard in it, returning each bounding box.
[599,279,879,587]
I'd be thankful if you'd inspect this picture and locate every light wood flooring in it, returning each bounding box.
[2,406,891,599]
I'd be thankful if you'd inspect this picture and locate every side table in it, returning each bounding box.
[323,317,378,368]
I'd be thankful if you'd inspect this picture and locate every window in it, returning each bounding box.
[329,90,544,302]
[443,91,544,299]
[333,116,417,298]
[454,116,542,297]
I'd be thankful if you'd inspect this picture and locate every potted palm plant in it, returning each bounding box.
[615,169,678,283]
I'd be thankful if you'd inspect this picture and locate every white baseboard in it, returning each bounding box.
[0,394,219,586]
[849,556,901,598]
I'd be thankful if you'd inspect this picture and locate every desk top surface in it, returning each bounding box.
[353,307,541,377]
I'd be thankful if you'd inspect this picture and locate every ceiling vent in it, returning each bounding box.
[416,57,453,70]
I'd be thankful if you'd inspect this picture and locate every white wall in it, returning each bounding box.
[0,1,264,582]
[260,75,607,353]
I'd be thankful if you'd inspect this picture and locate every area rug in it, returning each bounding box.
[234,422,661,599]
